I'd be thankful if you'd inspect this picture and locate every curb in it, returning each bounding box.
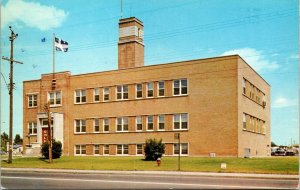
[1,167,299,180]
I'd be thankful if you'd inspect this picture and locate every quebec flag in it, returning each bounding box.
[55,37,68,52]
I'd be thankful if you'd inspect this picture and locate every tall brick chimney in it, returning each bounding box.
[118,17,144,69]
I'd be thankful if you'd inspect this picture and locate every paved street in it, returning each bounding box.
[1,169,298,189]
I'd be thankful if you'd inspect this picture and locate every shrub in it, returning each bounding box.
[41,140,62,159]
[144,138,165,161]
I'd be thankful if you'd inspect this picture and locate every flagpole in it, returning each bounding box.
[53,33,55,79]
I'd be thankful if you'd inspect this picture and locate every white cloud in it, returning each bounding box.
[2,0,68,31]
[272,96,298,108]
[221,48,280,71]
[289,54,299,59]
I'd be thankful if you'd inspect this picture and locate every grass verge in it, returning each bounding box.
[1,156,298,174]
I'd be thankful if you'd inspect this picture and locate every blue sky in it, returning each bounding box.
[0,0,298,145]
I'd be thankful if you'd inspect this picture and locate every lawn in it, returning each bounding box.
[1,156,298,174]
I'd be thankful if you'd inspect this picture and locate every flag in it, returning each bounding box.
[41,37,46,42]
[55,37,68,52]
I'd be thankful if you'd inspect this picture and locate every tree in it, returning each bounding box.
[41,140,62,159]
[271,141,277,147]
[14,134,23,145]
[144,138,165,161]
[1,132,9,152]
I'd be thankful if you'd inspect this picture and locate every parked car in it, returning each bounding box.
[285,151,295,156]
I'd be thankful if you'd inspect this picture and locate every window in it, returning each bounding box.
[94,145,100,155]
[147,116,154,131]
[136,84,143,98]
[28,122,37,135]
[48,91,61,106]
[158,81,165,97]
[147,82,153,97]
[28,94,37,108]
[173,113,188,130]
[75,119,86,133]
[104,87,110,101]
[116,117,128,132]
[94,119,100,132]
[242,79,246,95]
[137,144,143,155]
[75,145,86,155]
[103,145,109,155]
[103,118,109,132]
[173,79,188,95]
[75,89,86,103]
[116,85,128,100]
[136,116,143,131]
[158,115,165,130]
[173,143,188,155]
[242,113,246,130]
[94,88,100,102]
[117,144,128,155]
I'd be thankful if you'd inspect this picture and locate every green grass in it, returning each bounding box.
[1,156,298,174]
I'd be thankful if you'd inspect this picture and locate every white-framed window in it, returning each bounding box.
[103,144,109,155]
[136,116,143,131]
[147,82,153,98]
[116,117,128,132]
[28,122,37,135]
[147,115,154,131]
[173,143,188,155]
[104,87,110,101]
[75,145,86,156]
[75,89,86,104]
[173,113,188,130]
[243,113,246,130]
[48,91,61,106]
[94,144,100,155]
[173,79,188,95]
[94,88,100,102]
[75,119,86,133]
[242,79,246,95]
[116,85,128,100]
[94,118,100,132]
[136,144,143,155]
[136,84,143,99]
[28,94,37,108]
[117,144,128,155]
[103,118,109,132]
[158,81,165,97]
[158,115,165,131]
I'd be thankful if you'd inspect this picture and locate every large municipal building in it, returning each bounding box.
[23,17,270,158]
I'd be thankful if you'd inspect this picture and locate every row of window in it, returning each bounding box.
[75,143,188,156]
[242,78,266,107]
[27,79,188,108]
[242,113,266,134]
[75,113,188,133]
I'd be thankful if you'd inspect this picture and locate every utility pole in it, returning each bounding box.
[2,26,23,164]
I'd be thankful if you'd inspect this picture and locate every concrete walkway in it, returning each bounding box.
[2,167,298,179]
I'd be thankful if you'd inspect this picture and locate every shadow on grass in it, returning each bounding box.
[39,157,50,163]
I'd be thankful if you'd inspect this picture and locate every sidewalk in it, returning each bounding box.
[2,167,298,179]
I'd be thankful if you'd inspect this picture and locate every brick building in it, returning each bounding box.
[23,17,270,157]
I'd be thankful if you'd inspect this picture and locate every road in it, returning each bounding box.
[1,170,298,189]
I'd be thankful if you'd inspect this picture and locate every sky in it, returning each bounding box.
[0,0,298,146]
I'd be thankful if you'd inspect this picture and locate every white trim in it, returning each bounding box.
[94,144,100,155]
[173,143,189,156]
[28,122,37,135]
[94,118,100,133]
[136,116,143,131]
[28,94,38,108]
[103,144,110,155]
[146,115,154,131]
[74,89,87,104]
[157,81,165,97]
[103,87,110,102]
[74,119,87,134]
[136,144,143,155]
[103,118,110,133]
[116,117,129,132]
[116,85,128,101]
[135,83,143,99]
[74,144,87,156]
[116,144,129,155]
[172,113,189,130]
[94,88,100,102]
[172,79,188,96]
[146,82,154,98]
[157,115,165,131]
[48,91,62,107]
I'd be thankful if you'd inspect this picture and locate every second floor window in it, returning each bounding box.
[104,118,109,132]
[147,115,154,131]
[28,122,37,135]
[28,94,37,108]
[48,91,61,106]
[104,87,110,101]
[75,90,86,103]
[158,115,165,130]
[94,88,100,102]
[242,79,246,95]
[75,119,86,133]
[136,84,143,98]
[147,82,153,97]
[158,81,165,97]
[173,113,188,130]
[117,85,128,100]
[117,117,128,132]
[94,118,100,132]
[173,79,188,95]
[136,116,143,131]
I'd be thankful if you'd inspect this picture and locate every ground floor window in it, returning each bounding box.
[136,144,143,155]
[173,143,188,155]
[75,145,86,155]
[94,144,100,155]
[117,144,128,155]
[103,145,109,155]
